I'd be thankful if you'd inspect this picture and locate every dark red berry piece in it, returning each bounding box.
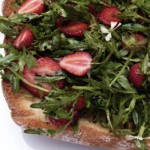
[135,33,145,42]
[49,111,80,127]
[75,96,86,110]
[56,80,65,89]
[71,110,80,125]
[49,117,69,127]
[128,64,146,88]
[55,17,65,27]
[88,4,97,15]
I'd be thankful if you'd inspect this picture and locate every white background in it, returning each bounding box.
[0,1,102,150]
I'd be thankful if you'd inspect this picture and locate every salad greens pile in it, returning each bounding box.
[0,0,150,149]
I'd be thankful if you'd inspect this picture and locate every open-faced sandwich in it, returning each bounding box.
[1,0,150,149]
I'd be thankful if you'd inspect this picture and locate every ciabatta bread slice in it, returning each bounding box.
[2,0,150,149]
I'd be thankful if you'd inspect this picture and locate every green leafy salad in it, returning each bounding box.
[0,0,150,149]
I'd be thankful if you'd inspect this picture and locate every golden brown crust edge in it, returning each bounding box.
[2,0,150,149]
[2,0,15,16]
[2,81,139,150]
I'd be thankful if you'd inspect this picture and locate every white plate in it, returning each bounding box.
[0,1,102,150]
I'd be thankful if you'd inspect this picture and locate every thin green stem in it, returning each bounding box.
[72,85,95,91]
[106,109,114,131]
[102,50,114,64]
[138,123,146,138]
[112,30,121,40]
[106,96,113,131]
[109,50,134,87]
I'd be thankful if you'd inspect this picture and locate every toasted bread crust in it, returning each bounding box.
[2,0,15,16]
[3,81,140,150]
[2,0,150,149]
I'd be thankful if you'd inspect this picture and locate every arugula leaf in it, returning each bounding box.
[132,0,150,15]
[0,53,18,66]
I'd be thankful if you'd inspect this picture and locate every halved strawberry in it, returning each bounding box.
[17,0,45,14]
[13,27,35,50]
[23,57,62,97]
[59,22,88,37]
[97,5,122,26]
[59,52,92,76]
[128,64,146,88]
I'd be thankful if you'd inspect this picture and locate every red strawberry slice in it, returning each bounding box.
[75,96,86,110]
[13,27,35,50]
[55,17,65,27]
[49,117,69,127]
[17,0,45,14]
[49,111,80,127]
[23,57,62,97]
[59,23,88,37]
[134,33,145,42]
[56,80,65,89]
[71,110,80,125]
[49,96,86,128]
[97,5,122,26]
[59,52,92,76]
[67,96,86,112]
[128,64,146,88]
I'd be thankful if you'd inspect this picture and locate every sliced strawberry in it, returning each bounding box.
[67,96,86,111]
[59,23,88,37]
[23,57,62,97]
[134,33,145,42]
[49,117,69,127]
[17,0,45,14]
[56,79,65,89]
[97,5,122,26]
[71,110,80,125]
[128,64,146,88]
[49,96,85,128]
[75,96,86,110]
[59,52,92,76]
[13,27,35,50]
[49,111,80,127]
[55,17,65,27]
